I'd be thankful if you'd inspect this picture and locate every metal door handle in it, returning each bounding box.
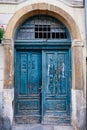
[38,87,42,94]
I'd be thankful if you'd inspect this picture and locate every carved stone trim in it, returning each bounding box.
[60,0,84,8]
[71,0,83,5]
[3,39,14,89]
[0,0,26,4]
[2,39,12,45]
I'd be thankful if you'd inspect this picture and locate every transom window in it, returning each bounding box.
[15,15,70,41]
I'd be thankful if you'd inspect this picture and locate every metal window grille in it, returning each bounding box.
[16,15,69,40]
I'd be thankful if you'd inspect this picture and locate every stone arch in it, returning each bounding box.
[5,3,81,40]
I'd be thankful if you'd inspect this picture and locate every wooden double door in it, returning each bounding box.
[14,48,71,124]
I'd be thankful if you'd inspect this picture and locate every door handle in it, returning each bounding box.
[38,87,42,94]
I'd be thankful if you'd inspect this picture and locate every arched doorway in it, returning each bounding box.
[14,15,71,124]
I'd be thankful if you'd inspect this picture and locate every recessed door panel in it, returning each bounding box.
[42,50,71,124]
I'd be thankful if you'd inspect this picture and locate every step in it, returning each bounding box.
[12,124,74,130]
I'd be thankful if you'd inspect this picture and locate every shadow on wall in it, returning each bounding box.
[0,116,12,130]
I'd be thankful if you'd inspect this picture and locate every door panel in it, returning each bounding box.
[15,50,42,124]
[42,50,71,124]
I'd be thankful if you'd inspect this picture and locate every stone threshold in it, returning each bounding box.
[12,124,74,130]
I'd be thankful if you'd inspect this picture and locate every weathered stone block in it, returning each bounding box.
[2,89,14,127]
[0,116,11,130]
[72,46,83,89]
[3,116,12,130]
[76,107,86,130]
[3,41,13,89]
[71,89,86,130]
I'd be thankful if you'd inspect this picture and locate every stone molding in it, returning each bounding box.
[0,0,25,4]
[72,40,84,47]
[60,0,84,8]
[0,0,84,7]
[2,39,12,45]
